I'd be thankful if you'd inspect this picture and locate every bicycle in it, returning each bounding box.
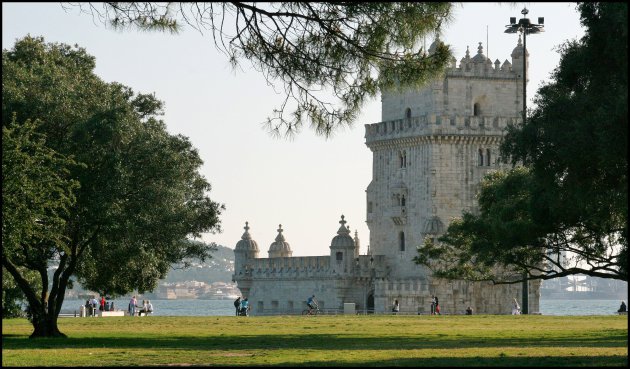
[302,305,321,315]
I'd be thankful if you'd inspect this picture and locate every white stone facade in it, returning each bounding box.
[233,38,541,315]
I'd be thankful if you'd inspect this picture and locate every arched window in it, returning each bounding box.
[405,107,411,119]
[399,232,405,251]
[478,149,484,166]
[474,103,481,116]
[399,152,404,168]
[403,150,407,168]
[486,149,491,166]
[401,195,406,207]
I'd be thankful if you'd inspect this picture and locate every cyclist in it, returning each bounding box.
[306,295,318,313]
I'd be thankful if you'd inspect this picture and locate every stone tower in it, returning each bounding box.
[364,37,540,313]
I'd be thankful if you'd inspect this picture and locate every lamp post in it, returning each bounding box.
[504,7,544,315]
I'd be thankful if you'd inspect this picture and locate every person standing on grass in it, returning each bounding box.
[129,295,138,317]
[512,298,521,315]
[430,295,436,315]
[392,299,400,315]
[90,297,99,316]
[240,298,249,316]
[234,297,241,316]
[435,295,441,315]
[100,296,106,312]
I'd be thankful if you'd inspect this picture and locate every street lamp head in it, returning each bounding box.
[538,17,544,25]
[504,25,520,34]
[510,17,516,24]
[521,7,529,16]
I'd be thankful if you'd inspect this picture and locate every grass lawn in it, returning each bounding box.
[2,314,627,366]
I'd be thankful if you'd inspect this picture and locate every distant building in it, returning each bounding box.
[233,37,540,315]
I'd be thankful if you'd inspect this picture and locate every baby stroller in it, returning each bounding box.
[238,306,250,316]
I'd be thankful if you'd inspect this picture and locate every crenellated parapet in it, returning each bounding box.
[445,41,520,80]
[233,253,389,280]
[365,114,521,148]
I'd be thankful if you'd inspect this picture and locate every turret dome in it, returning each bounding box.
[511,34,528,59]
[330,215,355,249]
[268,224,292,258]
[428,36,443,55]
[235,221,259,252]
[471,42,488,63]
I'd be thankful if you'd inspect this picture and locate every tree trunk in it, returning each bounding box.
[29,309,66,338]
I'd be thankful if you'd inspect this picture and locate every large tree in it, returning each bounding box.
[2,36,224,337]
[66,2,454,138]
[415,3,627,284]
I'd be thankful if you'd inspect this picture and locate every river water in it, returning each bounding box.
[61,298,625,316]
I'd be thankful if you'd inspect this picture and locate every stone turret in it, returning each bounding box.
[511,34,529,78]
[353,230,361,259]
[234,221,259,272]
[268,224,293,258]
[329,215,355,274]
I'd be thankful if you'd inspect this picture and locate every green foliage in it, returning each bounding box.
[2,266,41,318]
[2,36,224,336]
[416,3,627,283]
[70,2,454,138]
[2,116,80,263]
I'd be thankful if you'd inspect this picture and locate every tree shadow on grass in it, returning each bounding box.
[296,355,628,367]
[2,331,627,351]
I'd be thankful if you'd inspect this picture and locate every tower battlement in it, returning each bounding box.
[234,254,388,280]
[365,115,521,147]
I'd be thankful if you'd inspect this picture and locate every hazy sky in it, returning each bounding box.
[2,3,585,257]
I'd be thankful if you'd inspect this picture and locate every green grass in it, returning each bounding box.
[2,315,627,366]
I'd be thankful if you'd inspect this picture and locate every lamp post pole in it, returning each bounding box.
[505,7,544,315]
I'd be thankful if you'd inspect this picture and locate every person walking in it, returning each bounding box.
[430,295,436,315]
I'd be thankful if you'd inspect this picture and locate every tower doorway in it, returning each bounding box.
[367,293,375,314]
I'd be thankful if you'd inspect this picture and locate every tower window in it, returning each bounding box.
[336,252,343,261]
[399,231,405,252]
[486,149,491,166]
[405,107,411,119]
[478,149,484,166]
[474,103,481,116]
[401,195,406,207]
[399,150,407,168]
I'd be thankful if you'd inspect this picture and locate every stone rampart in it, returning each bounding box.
[365,115,521,147]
